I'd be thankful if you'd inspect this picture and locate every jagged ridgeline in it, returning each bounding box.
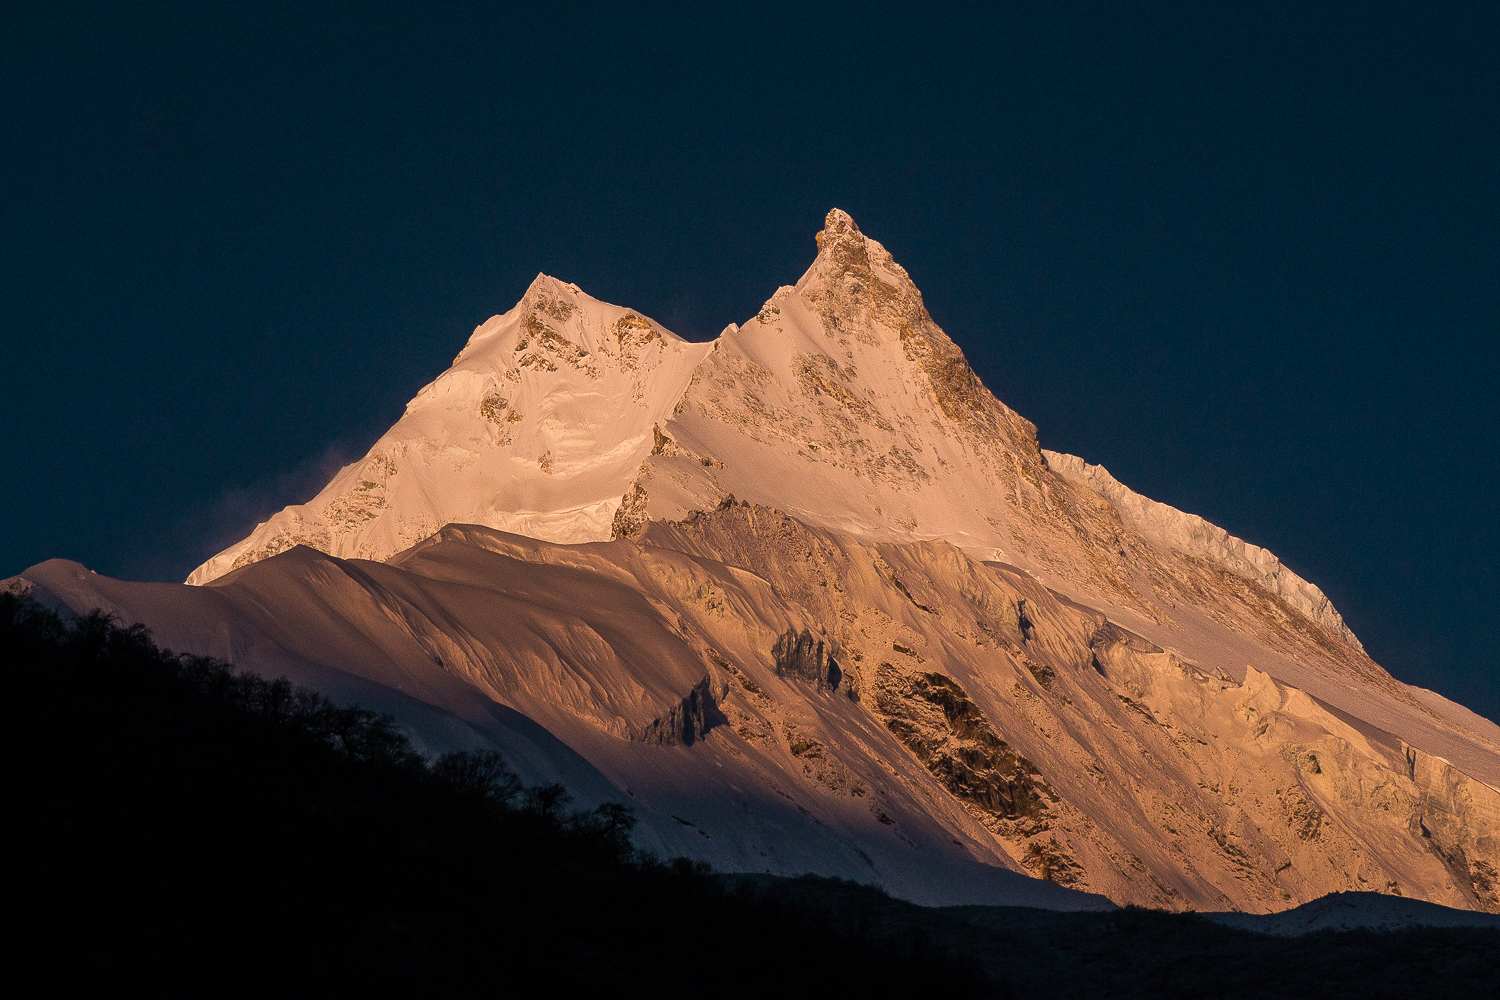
[12,209,1500,917]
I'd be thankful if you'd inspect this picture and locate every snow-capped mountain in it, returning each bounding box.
[13,210,1500,914]
[187,276,712,584]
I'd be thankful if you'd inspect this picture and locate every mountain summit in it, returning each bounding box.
[19,210,1500,914]
[188,211,1355,650]
[194,212,1360,663]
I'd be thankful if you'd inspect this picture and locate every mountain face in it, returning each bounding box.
[14,210,1500,913]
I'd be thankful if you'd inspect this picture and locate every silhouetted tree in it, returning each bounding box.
[433,748,524,805]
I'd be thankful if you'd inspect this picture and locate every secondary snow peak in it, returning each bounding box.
[186,278,713,584]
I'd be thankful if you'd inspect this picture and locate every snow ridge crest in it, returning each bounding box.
[184,210,1364,658]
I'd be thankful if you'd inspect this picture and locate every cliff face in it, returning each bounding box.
[27,208,1496,913]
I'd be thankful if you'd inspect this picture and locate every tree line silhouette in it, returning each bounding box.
[6,590,1499,998]
[1,592,984,996]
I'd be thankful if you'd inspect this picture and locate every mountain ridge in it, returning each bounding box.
[199,209,1362,661]
[16,209,1500,915]
[184,214,1365,686]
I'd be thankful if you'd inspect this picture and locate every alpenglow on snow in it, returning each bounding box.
[15,210,1500,915]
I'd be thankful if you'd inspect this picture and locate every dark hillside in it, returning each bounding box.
[5,591,1497,998]
[727,874,1500,998]
[1,593,983,997]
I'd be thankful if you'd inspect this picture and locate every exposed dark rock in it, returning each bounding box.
[478,392,509,422]
[650,423,677,456]
[1021,837,1086,885]
[1117,694,1159,725]
[875,665,1053,826]
[636,678,727,747]
[1015,598,1035,640]
[1087,620,1162,676]
[1017,652,1055,691]
[783,724,824,759]
[611,480,650,540]
[773,628,842,691]
[887,573,938,614]
[1423,835,1500,909]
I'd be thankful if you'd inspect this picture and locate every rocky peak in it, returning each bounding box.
[793,209,1035,446]
[514,273,589,350]
[520,272,581,312]
[811,207,867,258]
[800,209,923,324]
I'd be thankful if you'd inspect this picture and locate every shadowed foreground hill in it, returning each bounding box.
[726,876,1500,998]
[6,593,1498,998]
[2,594,984,997]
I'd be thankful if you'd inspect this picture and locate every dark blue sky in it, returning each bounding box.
[4,4,1498,720]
